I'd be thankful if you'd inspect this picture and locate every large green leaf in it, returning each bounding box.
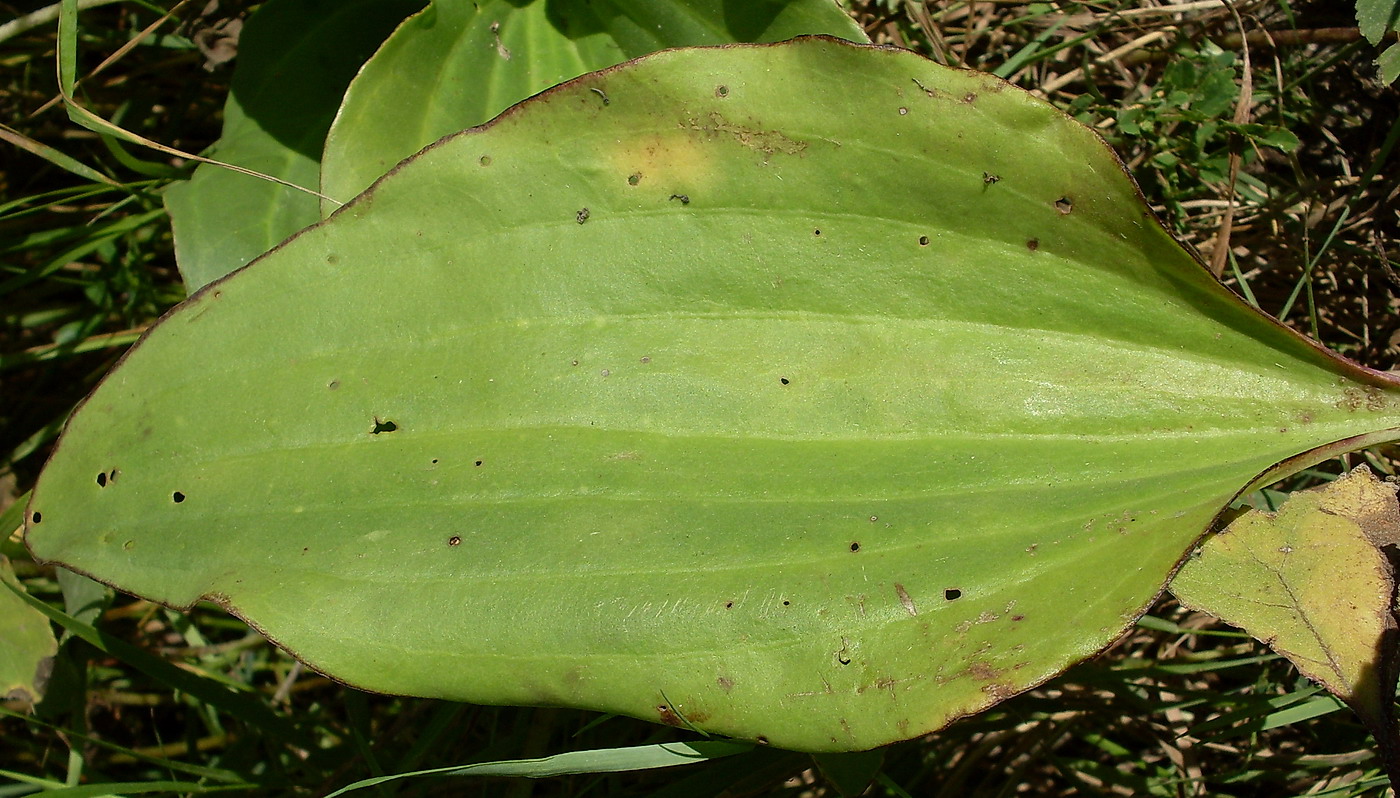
[25,38,1400,752]
[318,0,867,206]
[164,0,425,291]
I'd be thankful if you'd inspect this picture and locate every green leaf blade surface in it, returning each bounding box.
[164,0,425,290]
[318,0,868,206]
[26,39,1400,751]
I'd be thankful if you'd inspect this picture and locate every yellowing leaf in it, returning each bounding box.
[0,557,57,708]
[1171,467,1400,752]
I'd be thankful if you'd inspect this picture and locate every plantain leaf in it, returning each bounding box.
[164,0,426,291]
[1171,466,1400,776]
[24,38,1400,751]
[1,558,57,708]
[319,0,868,206]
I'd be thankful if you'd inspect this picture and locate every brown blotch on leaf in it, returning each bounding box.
[656,705,682,726]
[969,661,1001,680]
[1026,238,1040,252]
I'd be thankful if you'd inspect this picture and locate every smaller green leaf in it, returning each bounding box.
[326,740,753,796]
[1378,42,1400,85]
[320,0,869,205]
[0,558,58,707]
[165,0,425,291]
[56,567,108,630]
[1249,127,1301,152]
[1356,0,1400,44]
[1170,467,1400,758]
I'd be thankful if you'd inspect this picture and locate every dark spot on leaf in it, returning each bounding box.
[326,254,339,265]
[1012,614,1025,621]
[431,458,439,464]
[813,229,821,236]
[1026,238,1040,252]
[448,536,461,546]
[640,356,651,364]
[724,601,734,609]
[945,588,962,601]
[172,491,186,503]
[982,172,1000,184]
[669,194,689,205]
[782,599,791,606]
[756,736,769,745]
[779,377,790,385]
[478,155,492,167]
[715,85,729,98]
[656,705,681,726]
[918,235,930,246]
[30,511,41,524]
[717,676,734,691]
[576,208,590,224]
[571,359,579,366]
[474,459,483,467]
[627,173,641,186]
[1055,196,1073,214]
[898,106,908,115]
[327,380,340,390]
[838,651,851,665]
[963,92,978,103]
[371,418,398,434]
[212,290,223,299]
[850,542,861,552]
[123,539,134,550]
[96,472,107,487]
